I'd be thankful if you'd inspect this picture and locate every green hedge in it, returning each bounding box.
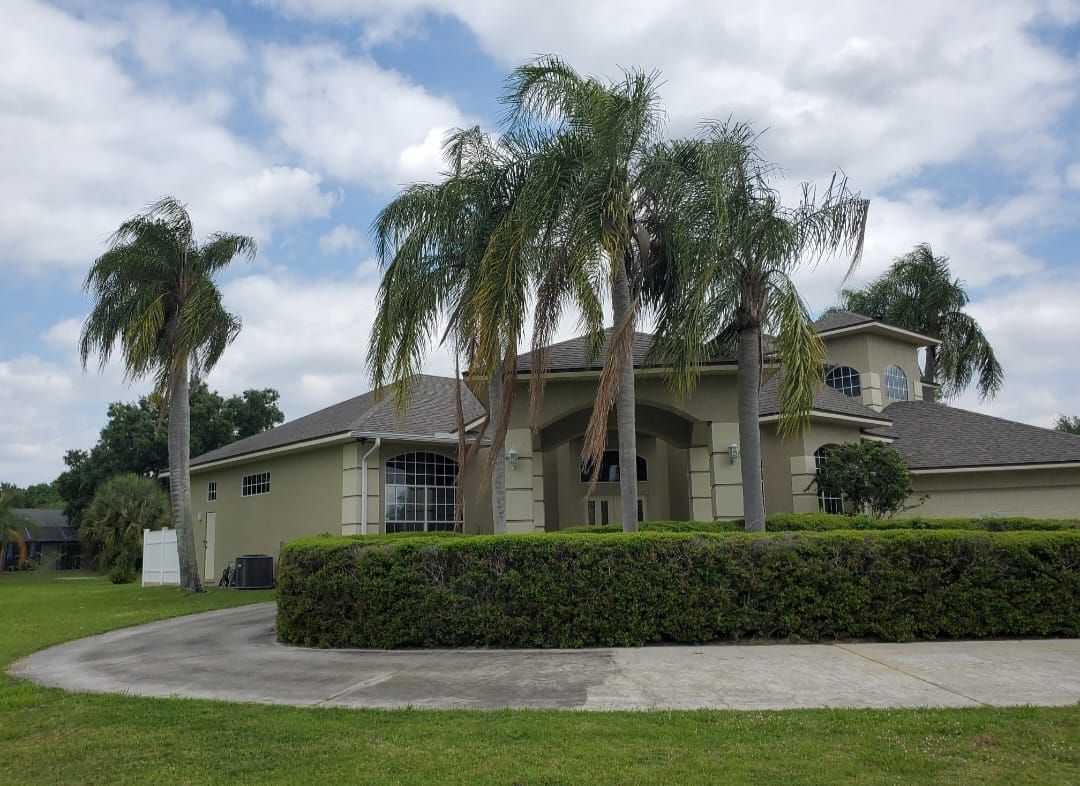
[277,530,1080,648]
[562,513,1080,534]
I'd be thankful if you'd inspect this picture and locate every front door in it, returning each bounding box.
[586,497,645,526]
[204,512,216,581]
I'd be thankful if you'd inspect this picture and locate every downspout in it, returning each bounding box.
[360,437,381,536]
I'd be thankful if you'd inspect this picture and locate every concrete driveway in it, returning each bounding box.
[9,603,1080,710]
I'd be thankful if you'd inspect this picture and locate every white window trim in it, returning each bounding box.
[241,471,271,498]
[384,452,461,533]
[207,481,217,502]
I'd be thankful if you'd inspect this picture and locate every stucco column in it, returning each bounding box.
[709,422,744,520]
[341,441,381,535]
[532,447,546,532]
[861,372,884,411]
[790,454,819,514]
[505,428,540,533]
[688,443,712,521]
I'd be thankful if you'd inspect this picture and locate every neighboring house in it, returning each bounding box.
[188,310,1080,581]
[4,509,81,571]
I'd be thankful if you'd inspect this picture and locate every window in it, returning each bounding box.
[207,481,217,502]
[581,451,648,483]
[384,452,459,533]
[241,472,270,497]
[814,446,844,514]
[825,365,862,398]
[884,364,910,401]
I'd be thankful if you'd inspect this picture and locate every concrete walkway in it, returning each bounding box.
[10,603,1080,711]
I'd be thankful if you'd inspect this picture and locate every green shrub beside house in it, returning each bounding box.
[562,514,1080,534]
[277,529,1080,649]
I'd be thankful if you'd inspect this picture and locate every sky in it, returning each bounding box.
[1,0,1078,485]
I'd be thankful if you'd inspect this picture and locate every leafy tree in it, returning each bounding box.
[496,56,666,532]
[1054,415,1080,436]
[81,474,170,571]
[0,491,33,571]
[645,121,869,531]
[370,127,536,534]
[55,385,282,526]
[835,243,1003,400]
[80,196,254,591]
[812,441,919,519]
[0,481,63,509]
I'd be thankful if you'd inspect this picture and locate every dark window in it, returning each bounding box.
[207,481,217,502]
[581,451,647,483]
[814,445,844,514]
[825,366,862,398]
[241,472,270,497]
[385,452,459,533]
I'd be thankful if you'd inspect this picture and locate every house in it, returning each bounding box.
[3,509,81,571]
[187,310,1080,582]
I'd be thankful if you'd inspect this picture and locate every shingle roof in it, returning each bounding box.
[758,373,891,423]
[11,509,75,542]
[874,401,1080,470]
[812,310,876,333]
[515,330,737,373]
[191,375,485,466]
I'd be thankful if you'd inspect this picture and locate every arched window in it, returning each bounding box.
[884,364,910,401]
[814,445,844,514]
[581,451,647,483]
[825,365,862,398]
[384,452,459,533]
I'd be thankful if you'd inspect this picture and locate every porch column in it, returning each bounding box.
[861,371,884,412]
[505,428,541,533]
[790,455,819,514]
[688,443,713,521]
[342,441,381,535]
[709,421,743,520]
[532,447,546,532]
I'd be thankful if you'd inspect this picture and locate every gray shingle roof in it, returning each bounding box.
[191,375,485,466]
[813,310,876,333]
[516,330,737,373]
[875,401,1080,470]
[759,373,891,423]
[11,509,75,542]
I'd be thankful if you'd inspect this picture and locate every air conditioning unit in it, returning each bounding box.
[233,555,275,589]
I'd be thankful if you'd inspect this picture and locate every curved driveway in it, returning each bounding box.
[9,603,1080,710]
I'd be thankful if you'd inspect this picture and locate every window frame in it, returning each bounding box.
[241,471,271,498]
[884,364,910,401]
[824,365,862,398]
[814,445,844,514]
[580,450,648,483]
[207,481,217,502]
[384,451,460,533]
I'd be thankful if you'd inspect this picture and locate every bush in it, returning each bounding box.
[109,560,136,584]
[277,530,1080,648]
[81,474,170,570]
[561,514,1080,534]
[813,441,917,518]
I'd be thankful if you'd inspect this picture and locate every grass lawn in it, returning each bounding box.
[1,572,1077,785]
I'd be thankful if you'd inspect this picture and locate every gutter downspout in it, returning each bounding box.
[360,437,381,536]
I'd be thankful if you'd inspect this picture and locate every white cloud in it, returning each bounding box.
[120,2,248,79]
[261,43,470,189]
[318,224,365,254]
[0,355,79,484]
[0,0,333,274]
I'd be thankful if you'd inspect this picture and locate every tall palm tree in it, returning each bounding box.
[645,122,869,531]
[369,127,540,534]
[80,197,253,591]
[836,243,1003,400]
[495,56,664,532]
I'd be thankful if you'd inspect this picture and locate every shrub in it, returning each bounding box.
[109,559,136,585]
[277,530,1080,648]
[560,514,1080,534]
[813,441,918,518]
[81,474,170,570]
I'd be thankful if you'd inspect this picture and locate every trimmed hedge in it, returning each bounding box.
[563,513,1080,534]
[277,530,1080,648]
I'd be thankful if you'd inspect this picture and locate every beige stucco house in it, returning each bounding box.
[188,310,1080,582]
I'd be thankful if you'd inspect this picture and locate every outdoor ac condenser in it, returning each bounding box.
[233,555,275,589]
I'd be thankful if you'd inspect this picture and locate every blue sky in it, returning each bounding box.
[1,0,1078,485]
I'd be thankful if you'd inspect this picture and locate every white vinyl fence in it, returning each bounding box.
[142,528,180,586]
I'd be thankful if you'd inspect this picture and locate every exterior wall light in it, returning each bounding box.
[728,442,740,464]
[507,447,519,469]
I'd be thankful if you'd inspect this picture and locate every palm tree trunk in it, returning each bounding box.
[612,262,639,533]
[168,358,202,592]
[488,372,507,534]
[737,325,766,531]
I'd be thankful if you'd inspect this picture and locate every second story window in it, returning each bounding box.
[884,364,910,401]
[825,365,862,398]
[241,472,270,497]
[207,481,217,502]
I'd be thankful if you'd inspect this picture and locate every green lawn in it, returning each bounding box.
[1,572,1077,785]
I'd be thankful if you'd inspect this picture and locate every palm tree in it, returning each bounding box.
[645,122,869,531]
[495,56,664,532]
[835,243,1003,400]
[81,473,170,570]
[80,197,253,591]
[369,128,539,534]
[0,492,32,572]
